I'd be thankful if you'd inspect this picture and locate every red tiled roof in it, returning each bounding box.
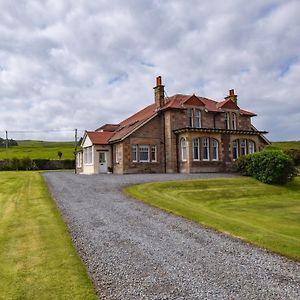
[91,94,257,143]
[109,104,157,142]
[163,94,222,112]
[95,124,120,132]
[86,131,115,145]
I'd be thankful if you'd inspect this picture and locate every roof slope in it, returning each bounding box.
[109,104,157,142]
[86,131,115,145]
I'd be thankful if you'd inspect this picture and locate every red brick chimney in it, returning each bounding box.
[153,76,165,109]
[225,89,237,103]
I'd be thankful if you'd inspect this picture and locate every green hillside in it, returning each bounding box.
[266,141,300,151]
[0,140,75,160]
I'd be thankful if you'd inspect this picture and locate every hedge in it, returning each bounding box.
[234,150,296,184]
[0,158,75,171]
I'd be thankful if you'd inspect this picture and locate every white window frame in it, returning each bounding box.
[151,145,157,162]
[202,137,209,161]
[195,110,201,128]
[84,146,93,165]
[248,141,255,154]
[181,138,187,161]
[232,140,239,160]
[187,108,193,127]
[192,138,200,161]
[212,139,219,161]
[139,144,149,162]
[132,144,137,162]
[232,113,237,130]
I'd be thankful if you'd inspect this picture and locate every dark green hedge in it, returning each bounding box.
[0,158,75,171]
[234,150,296,184]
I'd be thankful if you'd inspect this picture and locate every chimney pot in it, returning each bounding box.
[229,89,234,96]
[156,76,162,86]
[154,76,164,109]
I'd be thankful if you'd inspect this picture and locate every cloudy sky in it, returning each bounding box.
[0,0,299,141]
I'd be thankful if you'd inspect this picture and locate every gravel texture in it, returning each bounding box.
[43,172,300,300]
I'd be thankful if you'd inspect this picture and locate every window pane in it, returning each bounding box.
[225,113,229,129]
[151,145,156,161]
[233,141,238,160]
[187,109,193,127]
[192,138,199,160]
[195,110,201,128]
[202,138,209,160]
[212,139,218,160]
[132,144,137,161]
[139,145,149,161]
[181,139,187,161]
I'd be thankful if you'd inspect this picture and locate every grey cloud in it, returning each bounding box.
[0,0,299,141]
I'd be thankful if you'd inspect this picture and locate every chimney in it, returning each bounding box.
[225,89,237,103]
[153,76,165,109]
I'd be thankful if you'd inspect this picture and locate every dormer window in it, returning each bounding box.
[187,109,193,127]
[225,112,229,129]
[232,113,237,130]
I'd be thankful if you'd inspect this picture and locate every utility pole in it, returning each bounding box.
[74,128,77,174]
[5,130,8,160]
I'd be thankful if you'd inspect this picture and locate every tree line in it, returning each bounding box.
[0,137,18,147]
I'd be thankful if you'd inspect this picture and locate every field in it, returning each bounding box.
[266,141,300,151]
[125,177,300,261]
[0,172,98,299]
[0,140,75,160]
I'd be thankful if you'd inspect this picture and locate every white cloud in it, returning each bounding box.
[0,0,299,141]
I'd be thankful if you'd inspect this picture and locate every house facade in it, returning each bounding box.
[76,77,269,175]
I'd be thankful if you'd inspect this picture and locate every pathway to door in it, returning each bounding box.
[43,172,300,300]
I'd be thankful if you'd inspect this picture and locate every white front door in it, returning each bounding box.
[99,152,107,173]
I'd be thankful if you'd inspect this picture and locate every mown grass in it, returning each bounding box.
[0,140,75,160]
[125,177,300,261]
[266,141,300,151]
[0,172,98,299]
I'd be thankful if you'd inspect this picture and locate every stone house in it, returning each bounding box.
[76,77,269,174]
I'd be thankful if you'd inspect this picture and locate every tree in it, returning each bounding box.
[57,151,63,160]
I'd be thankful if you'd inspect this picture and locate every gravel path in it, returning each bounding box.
[43,172,300,300]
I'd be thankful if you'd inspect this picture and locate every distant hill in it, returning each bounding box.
[265,141,300,151]
[0,140,75,160]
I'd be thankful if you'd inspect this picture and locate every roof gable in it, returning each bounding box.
[217,99,240,110]
[183,95,205,107]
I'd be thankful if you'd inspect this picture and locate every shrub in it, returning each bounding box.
[284,149,300,166]
[235,150,296,184]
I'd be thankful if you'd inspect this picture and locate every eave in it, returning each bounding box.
[173,127,268,135]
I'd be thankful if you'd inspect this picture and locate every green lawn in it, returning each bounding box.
[125,177,300,261]
[0,140,75,160]
[0,172,98,299]
[266,141,300,151]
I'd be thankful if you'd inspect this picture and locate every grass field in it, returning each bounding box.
[0,140,75,160]
[266,141,300,151]
[0,172,98,299]
[125,177,300,261]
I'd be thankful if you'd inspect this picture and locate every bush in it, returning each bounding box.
[235,150,296,184]
[284,149,300,166]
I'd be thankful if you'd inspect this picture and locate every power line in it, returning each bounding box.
[0,129,85,133]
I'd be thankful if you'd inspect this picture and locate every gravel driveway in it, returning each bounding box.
[43,172,300,300]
